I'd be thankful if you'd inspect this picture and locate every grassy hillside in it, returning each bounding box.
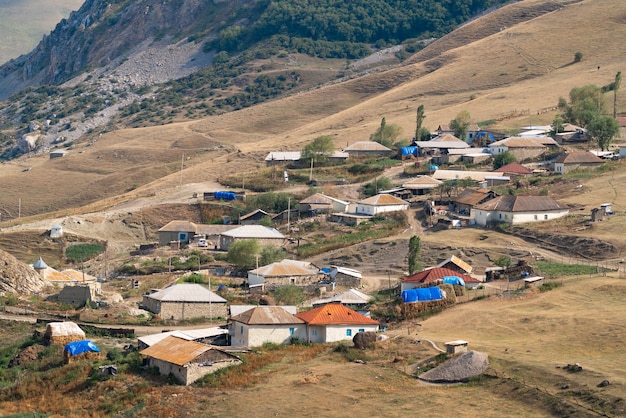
[0,0,624,220]
[0,0,83,65]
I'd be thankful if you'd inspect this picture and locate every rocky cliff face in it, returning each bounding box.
[0,0,251,98]
[0,250,50,294]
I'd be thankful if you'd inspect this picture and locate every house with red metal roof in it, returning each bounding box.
[296,303,379,343]
[401,267,479,292]
[493,162,533,177]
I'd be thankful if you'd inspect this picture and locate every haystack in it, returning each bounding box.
[419,350,489,383]
[44,322,85,345]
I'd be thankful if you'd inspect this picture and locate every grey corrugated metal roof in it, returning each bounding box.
[158,220,198,233]
[221,225,285,239]
[146,284,227,303]
[139,327,229,347]
[474,195,569,212]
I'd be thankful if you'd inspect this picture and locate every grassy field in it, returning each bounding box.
[0,0,83,65]
[1,275,623,417]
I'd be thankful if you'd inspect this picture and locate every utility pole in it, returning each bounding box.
[309,157,314,181]
[287,198,291,232]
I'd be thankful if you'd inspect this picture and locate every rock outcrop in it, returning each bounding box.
[0,249,50,294]
[419,350,489,383]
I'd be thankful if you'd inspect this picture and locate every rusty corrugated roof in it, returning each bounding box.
[296,303,379,326]
[453,189,493,206]
[140,336,211,366]
[231,306,305,325]
[554,151,603,164]
[493,162,533,175]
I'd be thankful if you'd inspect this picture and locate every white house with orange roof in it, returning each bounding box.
[295,303,379,343]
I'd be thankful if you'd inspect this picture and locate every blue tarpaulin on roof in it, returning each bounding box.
[442,276,465,286]
[400,146,418,157]
[402,287,444,303]
[476,131,495,142]
[64,340,100,356]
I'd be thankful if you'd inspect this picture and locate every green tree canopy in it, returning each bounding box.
[493,150,516,170]
[449,110,471,140]
[301,135,335,162]
[362,176,392,197]
[587,115,620,151]
[227,239,260,270]
[558,85,607,127]
[271,285,305,305]
[370,117,402,148]
[260,245,284,266]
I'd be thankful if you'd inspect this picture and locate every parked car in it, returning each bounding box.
[197,238,208,247]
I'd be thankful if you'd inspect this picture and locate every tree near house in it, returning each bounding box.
[227,239,260,270]
[587,115,620,151]
[449,110,471,140]
[302,135,335,163]
[493,150,516,170]
[415,105,429,141]
[557,85,607,128]
[362,176,392,197]
[370,117,402,148]
[408,235,422,275]
[613,71,621,119]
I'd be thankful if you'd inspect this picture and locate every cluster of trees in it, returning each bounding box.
[556,73,621,150]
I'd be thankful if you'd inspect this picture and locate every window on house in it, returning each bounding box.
[312,329,317,336]
[499,213,502,219]
[358,329,365,333]
[346,329,352,337]
[240,326,243,334]
[289,327,295,335]
[534,215,538,220]
[544,214,548,220]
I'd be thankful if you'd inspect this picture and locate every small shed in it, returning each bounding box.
[523,276,544,288]
[50,225,63,238]
[50,149,68,159]
[445,340,469,355]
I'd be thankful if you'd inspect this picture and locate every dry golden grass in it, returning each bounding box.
[2,0,625,222]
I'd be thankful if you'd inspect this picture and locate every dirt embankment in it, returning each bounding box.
[508,227,619,261]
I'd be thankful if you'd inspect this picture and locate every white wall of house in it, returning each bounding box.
[488,145,508,155]
[554,162,565,173]
[321,324,379,343]
[356,203,408,216]
[475,209,569,226]
[230,322,306,347]
[331,201,349,213]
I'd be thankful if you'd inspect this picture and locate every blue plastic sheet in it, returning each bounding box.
[64,340,100,356]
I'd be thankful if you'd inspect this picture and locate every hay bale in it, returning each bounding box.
[44,322,86,345]
[419,350,489,383]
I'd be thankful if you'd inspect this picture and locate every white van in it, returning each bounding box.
[198,238,208,247]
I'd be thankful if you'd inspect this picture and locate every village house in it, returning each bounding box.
[492,162,533,177]
[158,221,237,246]
[401,267,478,292]
[229,306,306,347]
[343,141,393,158]
[312,288,374,309]
[324,265,362,288]
[238,209,272,225]
[435,124,481,142]
[137,327,229,350]
[264,151,349,167]
[434,255,473,275]
[247,259,320,289]
[219,225,285,251]
[142,283,228,320]
[473,195,569,226]
[433,148,492,165]
[356,194,409,216]
[140,336,241,385]
[488,136,559,161]
[452,189,498,216]
[413,134,470,158]
[32,258,101,301]
[299,193,349,215]
[553,151,604,174]
[401,175,443,196]
[295,303,379,344]
[432,169,507,185]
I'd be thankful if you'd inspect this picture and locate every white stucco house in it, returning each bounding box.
[473,195,569,226]
[356,194,409,216]
[295,303,379,343]
[247,259,320,288]
[229,306,306,347]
